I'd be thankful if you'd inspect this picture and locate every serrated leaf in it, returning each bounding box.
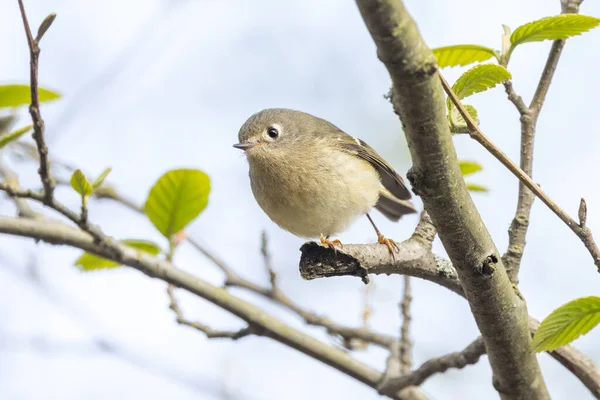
[459,161,483,176]
[433,45,497,68]
[511,15,600,46]
[92,167,112,189]
[532,296,600,352]
[451,64,512,100]
[0,124,32,149]
[75,239,161,271]
[449,104,479,131]
[466,183,488,192]
[0,84,61,108]
[145,169,210,238]
[70,169,93,198]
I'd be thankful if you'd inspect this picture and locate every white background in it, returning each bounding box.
[1,0,599,399]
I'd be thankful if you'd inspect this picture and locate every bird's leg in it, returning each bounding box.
[320,234,343,252]
[366,214,399,257]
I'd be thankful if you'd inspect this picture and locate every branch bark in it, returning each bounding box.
[354,1,549,398]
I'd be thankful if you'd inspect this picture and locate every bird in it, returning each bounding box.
[233,108,417,255]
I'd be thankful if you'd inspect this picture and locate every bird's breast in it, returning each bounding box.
[247,147,381,238]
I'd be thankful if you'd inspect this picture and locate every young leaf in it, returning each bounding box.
[466,183,488,192]
[0,84,61,108]
[75,239,162,271]
[451,64,512,100]
[145,169,210,238]
[0,124,32,149]
[459,160,483,176]
[433,45,498,68]
[70,169,93,198]
[92,167,112,189]
[532,296,600,352]
[511,14,600,46]
[449,104,479,132]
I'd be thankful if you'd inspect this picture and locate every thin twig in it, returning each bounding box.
[0,181,107,242]
[260,231,277,288]
[0,160,39,218]
[399,276,412,373]
[503,81,529,115]
[379,337,486,395]
[439,71,600,272]
[17,0,54,201]
[167,284,254,340]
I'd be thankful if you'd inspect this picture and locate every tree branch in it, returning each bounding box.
[502,0,583,282]
[300,240,600,399]
[0,215,418,400]
[442,71,600,273]
[17,0,55,201]
[87,184,399,350]
[0,160,39,218]
[399,276,412,373]
[354,2,547,397]
[45,172,600,397]
[167,284,255,340]
[379,337,486,395]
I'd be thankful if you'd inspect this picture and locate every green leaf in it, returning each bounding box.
[92,167,112,189]
[532,296,600,352]
[459,160,483,176]
[75,239,162,271]
[511,15,600,46]
[451,64,512,100]
[0,124,32,149]
[449,104,479,133]
[70,169,93,198]
[466,183,488,192]
[145,169,210,238]
[0,84,61,108]
[433,45,497,68]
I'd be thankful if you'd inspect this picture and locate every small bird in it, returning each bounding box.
[234,108,417,255]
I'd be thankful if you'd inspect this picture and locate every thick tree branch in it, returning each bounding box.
[354,2,548,397]
[502,0,582,282]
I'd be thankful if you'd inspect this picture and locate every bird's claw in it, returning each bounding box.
[378,233,399,259]
[320,234,343,253]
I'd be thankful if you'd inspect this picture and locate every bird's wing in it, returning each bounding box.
[337,136,412,201]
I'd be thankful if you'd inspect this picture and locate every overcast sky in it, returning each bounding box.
[1,0,600,399]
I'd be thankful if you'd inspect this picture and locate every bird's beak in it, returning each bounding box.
[233,141,259,151]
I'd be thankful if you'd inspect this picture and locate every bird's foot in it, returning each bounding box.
[320,234,343,253]
[377,233,399,259]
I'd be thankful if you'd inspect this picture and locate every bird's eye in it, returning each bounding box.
[267,127,279,139]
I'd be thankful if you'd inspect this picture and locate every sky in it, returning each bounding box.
[1,0,600,399]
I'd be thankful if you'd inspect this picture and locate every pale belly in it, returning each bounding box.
[248,150,381,238]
